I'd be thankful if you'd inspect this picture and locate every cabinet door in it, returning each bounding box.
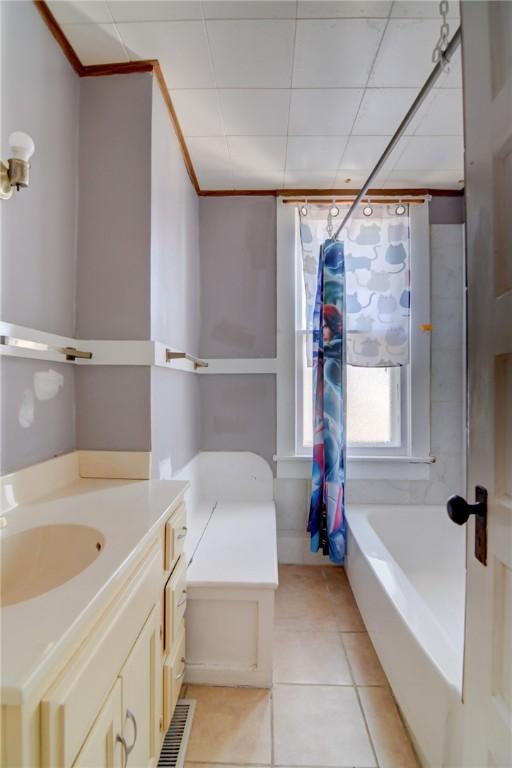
[119,605,162,768]
[73,680,123,768]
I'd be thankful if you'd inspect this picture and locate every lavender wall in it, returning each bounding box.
[76,74,152,340]
[1,358,75,475]
[199,374,276,471]
[1,2,78,473]
[199,196,276,359]
[1,1,79,337]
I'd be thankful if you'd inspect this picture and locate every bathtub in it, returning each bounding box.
[345,505,466,768]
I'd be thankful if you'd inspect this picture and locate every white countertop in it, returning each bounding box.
[0,477,187,704]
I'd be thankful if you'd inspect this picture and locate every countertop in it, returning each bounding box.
[0,477,187,704]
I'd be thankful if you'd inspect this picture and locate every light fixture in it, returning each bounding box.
[300,203,308,217]
[362,204,373,217]
[1,132,35,201]
[395,203,406,216]
[330,204,339,217]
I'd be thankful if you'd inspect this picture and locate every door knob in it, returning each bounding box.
[446,486,488,566]
[446,494,485,525]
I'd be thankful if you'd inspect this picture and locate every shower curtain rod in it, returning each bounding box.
[283,195,428,205]
[334,25,462,240]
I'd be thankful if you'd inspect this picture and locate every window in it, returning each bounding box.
[276,198,431,476]
[294,230,405,456]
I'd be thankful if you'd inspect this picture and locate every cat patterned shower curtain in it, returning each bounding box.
[302,204,410,563]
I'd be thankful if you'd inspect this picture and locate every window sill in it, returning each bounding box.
[274,454,434,480]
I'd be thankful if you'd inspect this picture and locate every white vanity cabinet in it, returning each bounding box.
[1,485,188,768]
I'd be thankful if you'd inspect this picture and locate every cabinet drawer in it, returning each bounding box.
[41,544,161,768]
[164,557,187,654]
[164,503,187,572]
[163,628,186,732]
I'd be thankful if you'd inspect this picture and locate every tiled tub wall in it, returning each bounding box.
[277,221,465,564]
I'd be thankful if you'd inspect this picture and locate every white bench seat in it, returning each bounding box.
[174,452,277,688]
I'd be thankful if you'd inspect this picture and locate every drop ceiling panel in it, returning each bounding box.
[206,20,296,87]
[117,21,214,88]
[48,1,112,24]
[369,19,448,87]
[298,2,392,19]
[352,88,422,135]
[51,0,465,190]
[62,22,128,64]
[293,18,386,87]
[171,90,224,137]
[288,89,363,136]
[107,1,202,22]
[227,136,287,172]
[219,89,291,136]
[393,135,463,171]
[286,136,348,172]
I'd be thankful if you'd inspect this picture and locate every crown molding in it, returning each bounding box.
[33,1,464,201]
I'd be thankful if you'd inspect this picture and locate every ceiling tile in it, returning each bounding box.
[219,89,290,135]
[108,2,202,22]
[385,169,464,187]
[47,1,112,24]
[289,89,363,135]
[340,135,392,171]
[369,19,447,87]
[392,135,464,171]
[206,20,296,87]
[413,89,463,135]
[197,172,234,190]
[352,88,421,135]
[333,170,372,187]
[227,136,287,171]
[204,2,296,19]
[62,23,128,64]
[187,136,231,174]
[286,136,348,171]
[293,19,386,87]
[171,90,224,137]
[298,2,392,18]
[232,170,285,189]
[391,1,460,19]
[284,170,337,188]
[117,21,214,88]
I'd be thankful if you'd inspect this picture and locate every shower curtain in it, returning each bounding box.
[307,238,346,564]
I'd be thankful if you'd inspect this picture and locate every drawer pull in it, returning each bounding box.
[177,590,187,608]
[176,658,186,680]
[116,734,128,767]
[125,709,137,756]
[177,526,188,540]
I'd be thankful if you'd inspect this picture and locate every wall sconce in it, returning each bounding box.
[1,132,35,201]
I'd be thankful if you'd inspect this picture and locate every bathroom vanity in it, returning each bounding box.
[0,453,188,768]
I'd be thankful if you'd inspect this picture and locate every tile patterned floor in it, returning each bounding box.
[184,565,420,768]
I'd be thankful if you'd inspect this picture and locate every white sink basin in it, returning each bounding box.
[1,524,105,607]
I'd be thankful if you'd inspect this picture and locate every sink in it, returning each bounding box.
[1,524,105,607]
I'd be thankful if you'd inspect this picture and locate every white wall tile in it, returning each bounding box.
[369,19,446,87]
[393,136,463,171]
[413,89,464,136]
[227,136,287,171]
[339,135,391,171]
[207,19,295,87]
[285,170,337,188]
[298,2,392,19]
[108,1,202,22]
[352,88,421,136]
[204,1,297,19]
[232,170,285,189]
[49,1,112,24]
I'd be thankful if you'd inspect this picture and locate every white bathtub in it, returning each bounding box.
[345,505,466,768]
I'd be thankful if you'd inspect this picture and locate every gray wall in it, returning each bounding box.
[151,368,200,477]
[76,74,152,340]
[1,0,79,336]
[1,358,75,474]
[199,374,276,471]
[199,196,276,358]
[75,367,151,451]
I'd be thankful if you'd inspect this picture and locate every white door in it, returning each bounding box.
[461,2,512,766]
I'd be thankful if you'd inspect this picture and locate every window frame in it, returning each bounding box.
[275,197,432,480]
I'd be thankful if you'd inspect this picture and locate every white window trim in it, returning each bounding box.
[275,197,432,480]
